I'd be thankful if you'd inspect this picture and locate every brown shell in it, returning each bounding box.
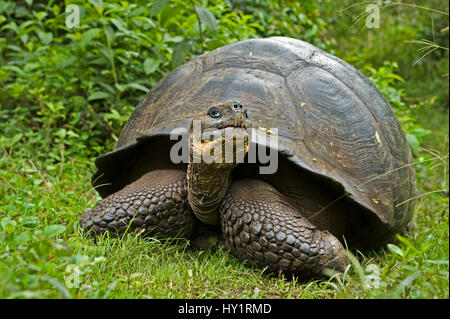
[92,37,418,237]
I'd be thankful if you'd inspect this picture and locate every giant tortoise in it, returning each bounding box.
[80,37,418,277]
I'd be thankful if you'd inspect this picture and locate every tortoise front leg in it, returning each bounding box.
[219,179,347,278]
[80,170,195,239]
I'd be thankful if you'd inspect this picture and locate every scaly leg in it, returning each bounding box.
[220,179,347,277]
[80,170,195,239]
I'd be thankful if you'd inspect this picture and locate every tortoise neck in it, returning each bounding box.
[186,162,235,225]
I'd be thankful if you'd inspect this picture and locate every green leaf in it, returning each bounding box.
[41,275,72,299]
[163,34,184,43]
[37,30,52,44]
[110,18,128,33]
[387,243,404,257]
[43,225,66,237]
[88,0,103,8]
[104,25,114,44]
[3,65,26,77]
[88,91,111,101]
[410,127,431,138]
[128,7,146,18]
[81,28,101,47]
[10,133,23,146]
[386,73,405,82]
[172,40,190,67]
[194,5,218,31]
[396,234,419,253]
[143,58,160,75]
[1,216,17,231]
[115,83,125,93]
[406,133,420,153]
[150,0,169,17]
[14,231,32,245]
[34,11,47,21]
[208,235,219,246]
[20,216,39,228]
[126,83,149,92]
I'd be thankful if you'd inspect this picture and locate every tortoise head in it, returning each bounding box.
[187,100,250,225]
[190,100,249,165]
[198,100,249,131]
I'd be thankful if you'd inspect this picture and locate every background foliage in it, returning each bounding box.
[0,0,448,298]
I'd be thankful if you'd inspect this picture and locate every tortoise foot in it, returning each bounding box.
[220,179,347,278]
[80,170,195,239]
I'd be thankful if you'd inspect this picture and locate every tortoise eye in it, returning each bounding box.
[208,107,222,119]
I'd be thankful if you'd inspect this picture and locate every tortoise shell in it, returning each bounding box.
[92,37,418,244]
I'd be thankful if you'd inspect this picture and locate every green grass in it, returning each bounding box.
[0,138,448,299]
[0,0,447,299]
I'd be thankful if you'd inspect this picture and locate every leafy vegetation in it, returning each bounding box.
[0,0,448,298]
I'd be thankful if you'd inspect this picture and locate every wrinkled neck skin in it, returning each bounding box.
[187,129,248,225]
[187,161,235,225]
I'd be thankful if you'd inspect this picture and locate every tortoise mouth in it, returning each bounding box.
[212,118,249,131]
[200,120,249,141]
[217,117,249,130]
[192,124,249,166]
